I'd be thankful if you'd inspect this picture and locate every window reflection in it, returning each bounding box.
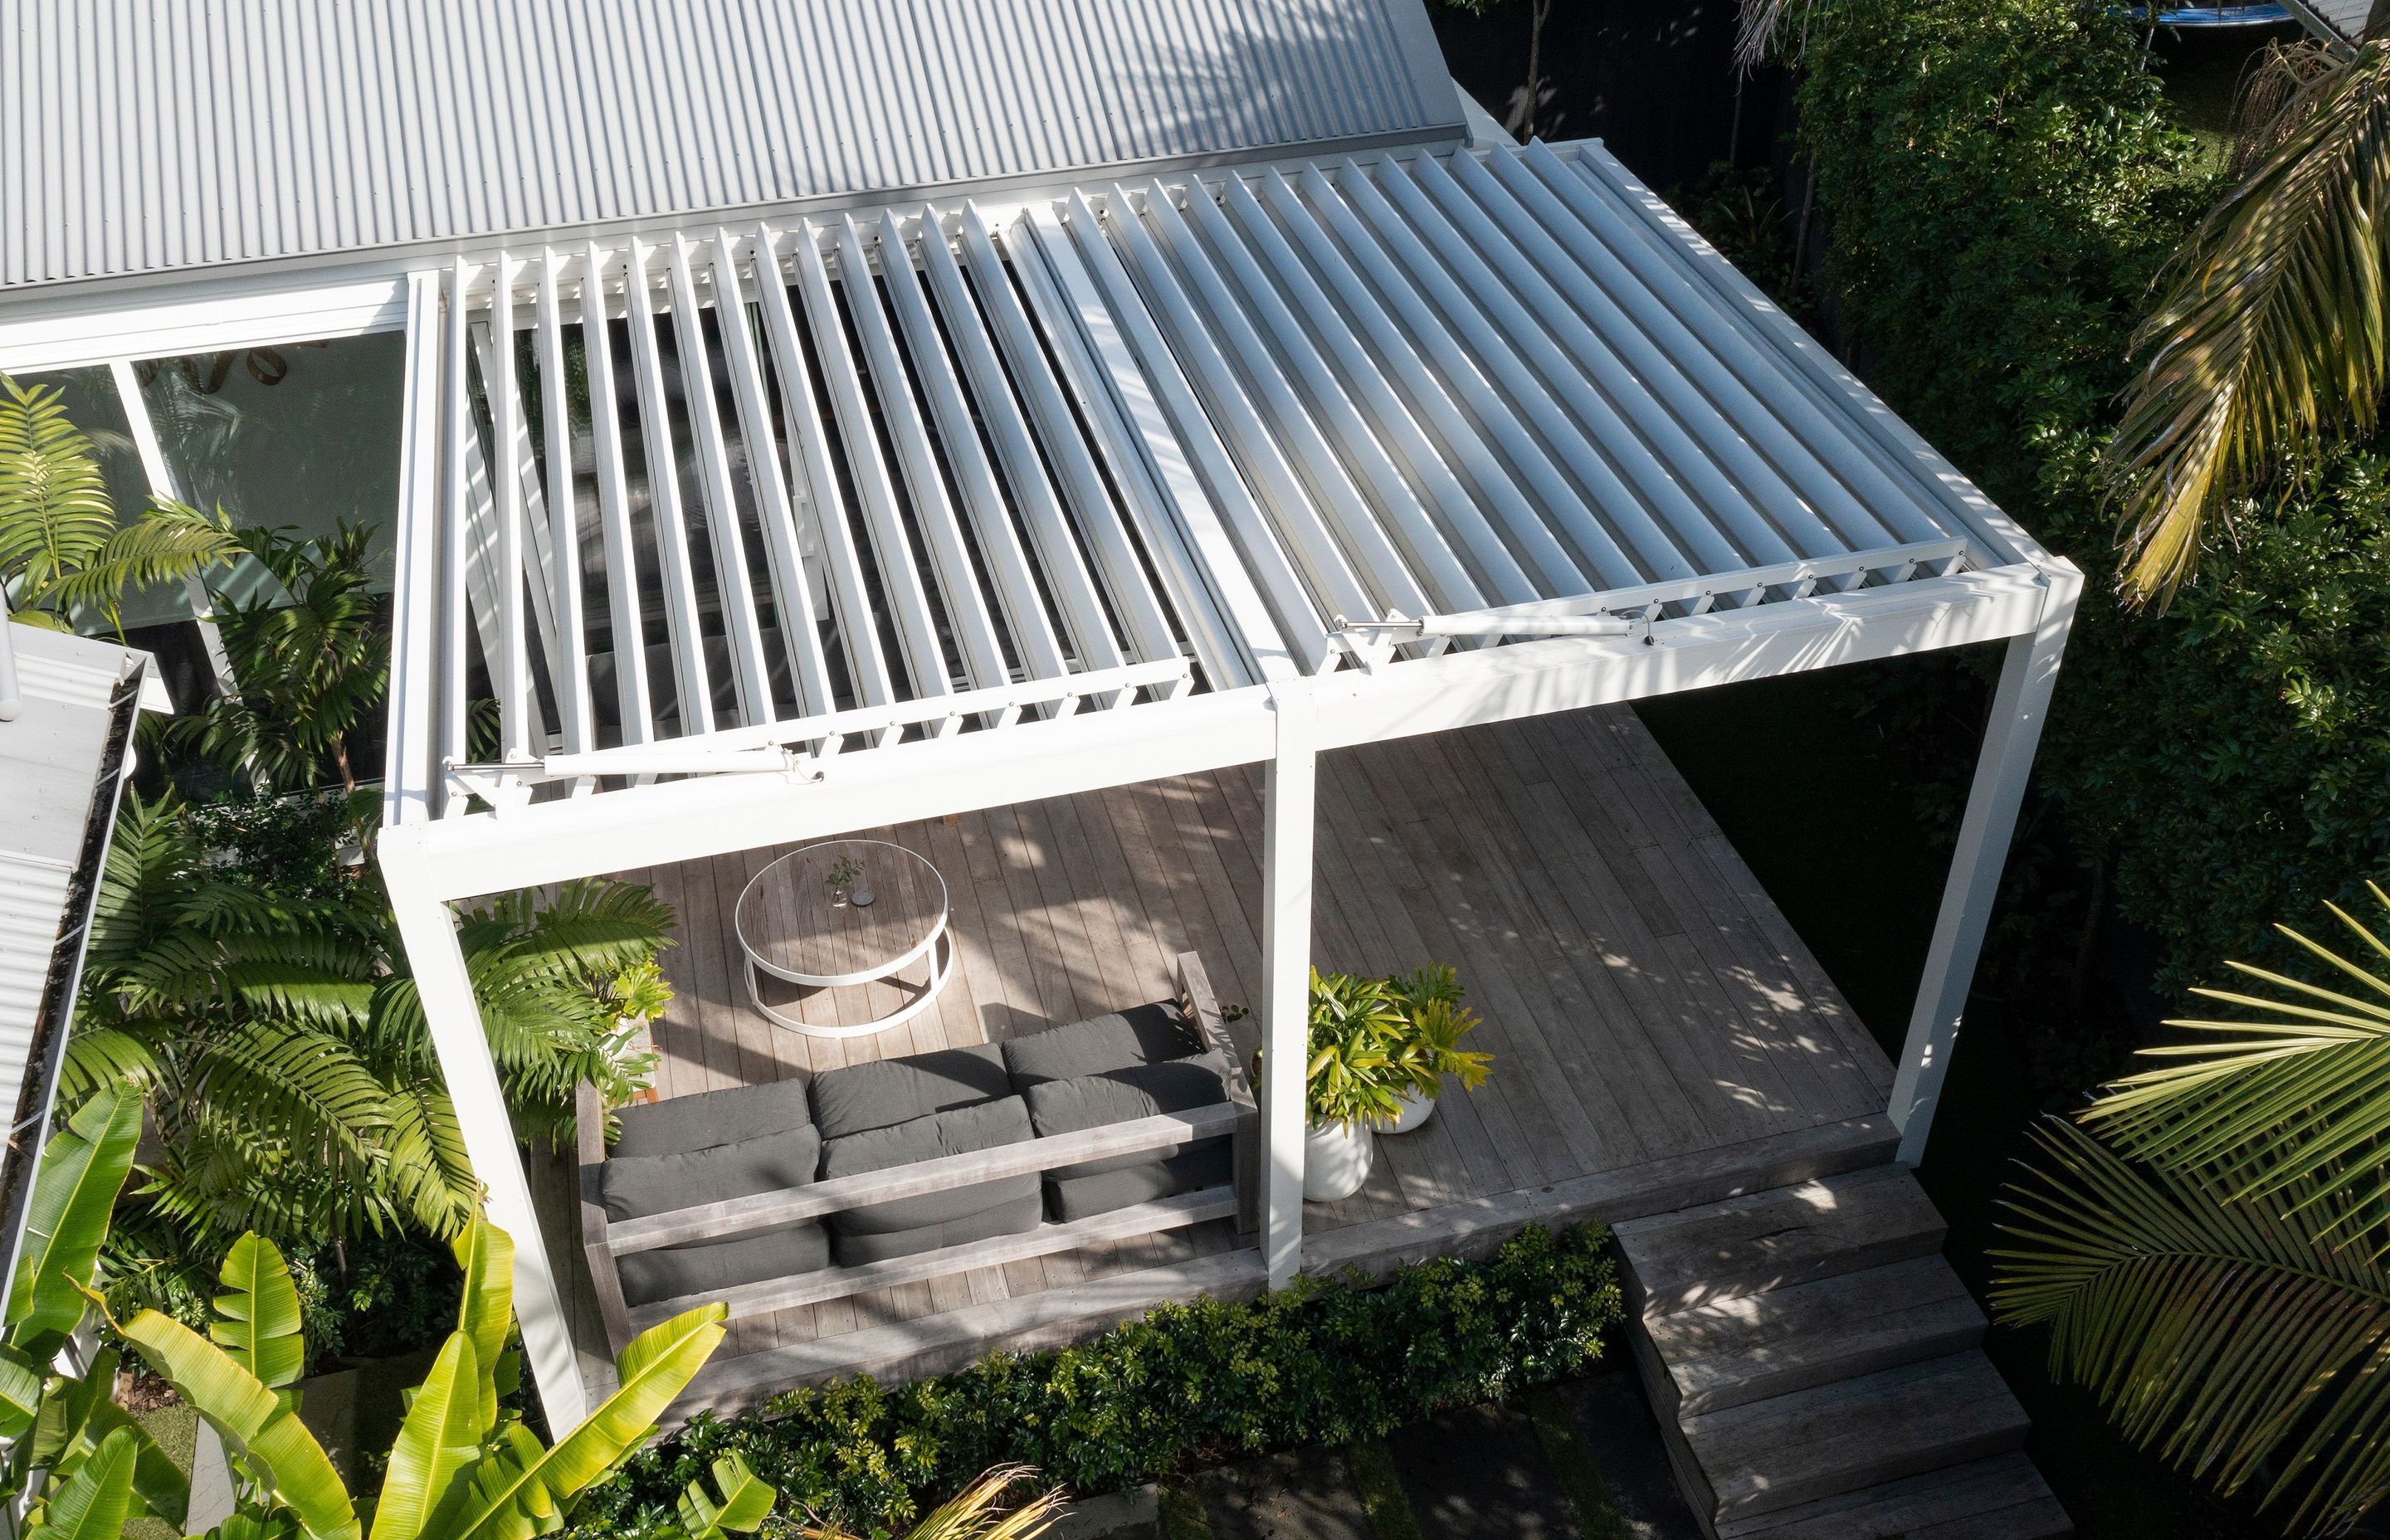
[135,332,406,590]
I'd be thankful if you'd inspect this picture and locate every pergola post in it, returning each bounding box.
[1259,681,1317,1288]
[1890,561,2083,1165]
[379,829,589,1430]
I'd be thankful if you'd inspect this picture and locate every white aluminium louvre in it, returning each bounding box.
[389,139,2050,819]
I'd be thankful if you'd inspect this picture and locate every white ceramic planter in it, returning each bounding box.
[1383,1087,1436,1135]
[1303,1118,1374,1201]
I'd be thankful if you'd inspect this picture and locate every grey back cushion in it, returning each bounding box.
[611,1077,811,1160]
[817,1096,1040,1236]
[809,1043,1011,1142]
[602,1124,822,1222]
[1001,1001,1200,1089]
[1022,1051,1232,1178]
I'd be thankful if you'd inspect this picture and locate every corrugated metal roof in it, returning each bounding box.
[1,0,1463,292]
[0,626,140,1319]
[390,139,2046,817]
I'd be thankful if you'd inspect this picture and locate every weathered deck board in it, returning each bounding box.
[544,706,1891,1401]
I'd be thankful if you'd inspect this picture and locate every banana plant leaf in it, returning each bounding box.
[438,1304,726,1540]
[7,1083,142,1355]
[450,1221,512,1431]
[211,1235,308,1390]
[676,1453,775,1540]
[369,1334,484,1540]
[26,1425,140,1540]
[116,1309,358,1540]
[0,1344,42,1440]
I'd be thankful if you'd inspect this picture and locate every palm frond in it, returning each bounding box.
[2105,41,2390,606]
[49,503,241,616]
[1732,0,1831,72]
[2081,885,2390,1254]
[0,375,115,604]
[1994,1120,2390,1532]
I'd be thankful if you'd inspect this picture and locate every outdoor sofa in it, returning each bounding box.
[576,952,1256,1352]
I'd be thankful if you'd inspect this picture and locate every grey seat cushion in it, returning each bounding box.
[1022,1051,1235,1222]
[1001,1001,1202,1090]
[600,1123,828,1308]
[611,1076,812,1159]
[817,1095,1042,1249]
[617,1221,830,1308]
[809,1043,1012,1142]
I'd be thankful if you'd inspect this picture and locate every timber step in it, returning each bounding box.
[1716,1453,2071,1540]
[1685,1352,2029,1522]
[1618,1164,2068,1539]
[1614,1164,1945,1319]
[1648,1255,1986,1416]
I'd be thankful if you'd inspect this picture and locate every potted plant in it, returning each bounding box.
[1302,968,1407,1201]
[607,956,673,1104]
[1379,964,1492,1133]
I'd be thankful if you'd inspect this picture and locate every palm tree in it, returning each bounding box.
[1992,887,2390,1533]
[0,373,241,637]
[66,790,671,1251]
[168,520,389,792]
[2102,28,2390,606]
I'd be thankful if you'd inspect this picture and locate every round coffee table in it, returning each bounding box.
[735,839,953,1038]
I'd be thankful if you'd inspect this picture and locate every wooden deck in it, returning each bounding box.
[533,704,1896,1416]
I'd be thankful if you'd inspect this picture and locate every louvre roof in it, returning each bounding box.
[387,138,2051,821]
[1,0,1460,292]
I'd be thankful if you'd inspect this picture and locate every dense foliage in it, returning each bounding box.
[1780,0,2390,993]
[568,1223,1622,1540]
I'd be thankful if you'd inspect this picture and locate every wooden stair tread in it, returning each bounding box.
[1717,1453,2071,1540]
[1685,1351,2030,1521]
[1616,1166,1947,1318]
[1652,1256,1986,1415]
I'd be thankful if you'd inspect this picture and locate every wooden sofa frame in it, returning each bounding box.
[577,951,1256,1352]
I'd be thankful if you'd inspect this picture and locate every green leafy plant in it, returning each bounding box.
[608,960,675,1025]
[1304,970,1406,1129]
[1992,888,2390,1533]
[66,787,671,1255]
[76,1212,749,1540]
[0,373,241,638]
[167,520,389,792]
[1381,966,1493,1104]
[0,1081,192,1539]
[567,1222,1618,1540]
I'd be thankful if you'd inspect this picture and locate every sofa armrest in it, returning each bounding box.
[574,1080,636,1353]
[1176,951,1260,1235]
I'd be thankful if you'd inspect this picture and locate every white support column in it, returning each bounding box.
[1890,560,2083,1165]
[378,828,589,1430]
[1258,680,1317,1288]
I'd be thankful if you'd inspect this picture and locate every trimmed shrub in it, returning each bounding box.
[568,1222,1622,1540]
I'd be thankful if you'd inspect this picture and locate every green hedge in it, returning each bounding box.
[1788,0,2390,991]
[568,1222,1622,1540]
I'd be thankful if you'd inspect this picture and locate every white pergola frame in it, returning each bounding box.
[5,139,2080,1433]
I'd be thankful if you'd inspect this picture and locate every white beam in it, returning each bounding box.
[1890,558,2083,1164]
[490,258,532,763]
[384,273,446,824]
[1260,680,1315,1288]
[665,233,773,725]
[378,832,588,1430]
[440,261,474,808]
[622,239,715,737]
[400,563,2047,904]
[534,251,595,769]
[578,243,658,746]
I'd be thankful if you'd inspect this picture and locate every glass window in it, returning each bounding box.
[135,331,407,589]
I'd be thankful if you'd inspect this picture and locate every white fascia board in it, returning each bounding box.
[404,563,2053,902]
[0,275,407,373]
[407,688,1283,901]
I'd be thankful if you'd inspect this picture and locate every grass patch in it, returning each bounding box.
[1342,1439,1422,1540]
[1523,1385,1627,1540]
